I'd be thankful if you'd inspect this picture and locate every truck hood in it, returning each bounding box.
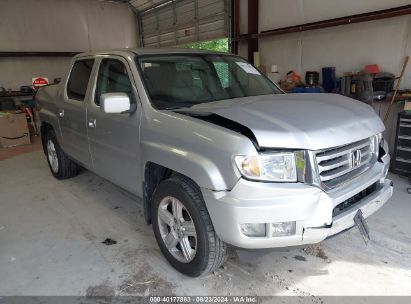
[180,93,385,150]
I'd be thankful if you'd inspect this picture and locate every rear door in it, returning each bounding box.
[59,58,96,168]
[86,56,142,194]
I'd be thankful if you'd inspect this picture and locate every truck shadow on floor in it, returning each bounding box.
[66,167,411,296]
[3,151,410,296]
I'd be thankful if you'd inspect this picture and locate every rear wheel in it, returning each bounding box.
[43,130,78,179]
[152,176,227,277]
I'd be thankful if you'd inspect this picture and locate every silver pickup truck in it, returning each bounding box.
[36,48,393,277]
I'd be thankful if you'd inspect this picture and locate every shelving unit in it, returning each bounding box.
[392,111,411,176]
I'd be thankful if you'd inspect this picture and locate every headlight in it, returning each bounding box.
[380,136,389,154]
[370,133,383,156]
[377,133,389,158]
[370,134,380,155]
[234,153,297,182]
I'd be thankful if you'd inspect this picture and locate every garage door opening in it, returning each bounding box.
[138,0,230,48]
[180,38,228,52]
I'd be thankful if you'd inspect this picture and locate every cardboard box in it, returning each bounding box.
[0,112,31,148]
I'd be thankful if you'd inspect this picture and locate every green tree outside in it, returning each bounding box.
[181,38,228,53]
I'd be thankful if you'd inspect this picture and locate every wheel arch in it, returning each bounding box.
[143,162,203,225]
[40,121,55,155]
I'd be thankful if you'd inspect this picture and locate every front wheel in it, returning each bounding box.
[152,176,227,277]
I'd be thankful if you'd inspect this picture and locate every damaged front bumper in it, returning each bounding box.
[201,158,393,249]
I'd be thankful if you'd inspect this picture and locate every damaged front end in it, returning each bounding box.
[175,111,262,151]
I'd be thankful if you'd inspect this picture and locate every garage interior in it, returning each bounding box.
[1,0,411,298]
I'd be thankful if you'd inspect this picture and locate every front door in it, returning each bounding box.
[59,58,95,168]
[86,56,142,194]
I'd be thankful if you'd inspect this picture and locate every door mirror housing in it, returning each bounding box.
[100,93,131,114]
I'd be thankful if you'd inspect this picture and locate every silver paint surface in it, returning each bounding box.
[36,49,392,249]
[186,93,385,150]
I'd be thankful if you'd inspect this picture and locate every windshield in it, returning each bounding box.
[137,54,282,110]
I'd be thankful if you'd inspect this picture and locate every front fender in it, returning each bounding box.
[140,110,258,191]
[141,141,230,190]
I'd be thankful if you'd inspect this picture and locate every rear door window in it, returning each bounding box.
[67,59,95,101]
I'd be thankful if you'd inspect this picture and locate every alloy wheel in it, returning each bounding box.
[47,140,59,173]
[157,196,197,263]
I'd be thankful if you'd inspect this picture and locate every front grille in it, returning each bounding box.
[315,137,375,190]
[332,182,378,217]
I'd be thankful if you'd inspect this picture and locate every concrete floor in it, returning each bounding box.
[0,135,42,161]
[1,150,411,297]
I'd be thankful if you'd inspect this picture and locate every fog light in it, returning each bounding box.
[271,222,296,237]
[240,223,266,237]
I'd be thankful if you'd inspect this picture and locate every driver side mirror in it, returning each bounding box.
[100,93,131,114]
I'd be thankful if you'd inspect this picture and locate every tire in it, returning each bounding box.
[43,130,78,180]
[151,176,227,277]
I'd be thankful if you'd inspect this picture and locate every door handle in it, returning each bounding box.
[58,110,64,118]
[88,118,96,128]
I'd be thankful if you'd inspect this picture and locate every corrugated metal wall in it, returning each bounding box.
[140,0,229,47]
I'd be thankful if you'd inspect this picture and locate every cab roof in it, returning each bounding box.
[74,48,230,59]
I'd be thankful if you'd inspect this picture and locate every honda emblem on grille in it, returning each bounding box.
[351,149,362,168]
